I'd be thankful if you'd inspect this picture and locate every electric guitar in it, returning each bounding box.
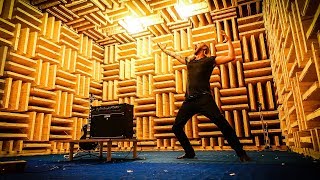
[79,94,98,151]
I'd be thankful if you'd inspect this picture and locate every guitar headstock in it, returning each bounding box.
[89,93,96,104]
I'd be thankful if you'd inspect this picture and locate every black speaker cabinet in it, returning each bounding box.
[90,104,134,138]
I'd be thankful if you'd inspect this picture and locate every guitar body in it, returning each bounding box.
[79,124,98,151]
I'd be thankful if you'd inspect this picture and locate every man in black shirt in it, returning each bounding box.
[157,31,251,162]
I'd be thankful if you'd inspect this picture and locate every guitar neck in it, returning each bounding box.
[86,95,94,139]
[86,105,92,139]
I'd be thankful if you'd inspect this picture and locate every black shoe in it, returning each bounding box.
[239,153,251,162]
[177,153,195,159]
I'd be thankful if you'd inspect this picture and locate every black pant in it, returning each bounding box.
[172,93,245,157]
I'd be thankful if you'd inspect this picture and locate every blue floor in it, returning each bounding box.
[1,150,319,179]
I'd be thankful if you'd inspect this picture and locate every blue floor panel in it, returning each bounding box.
[1,151,319,180]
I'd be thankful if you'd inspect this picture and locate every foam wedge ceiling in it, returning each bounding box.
[30,0,254,45]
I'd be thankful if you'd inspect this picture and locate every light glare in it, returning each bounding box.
[176,0,208,19]
[176,2,194,19]
[124,16,145,34]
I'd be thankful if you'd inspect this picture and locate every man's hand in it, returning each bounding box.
[221,30,231,43]
[157,43,185,64]
[215,30,235,65]
[157,43,167,50]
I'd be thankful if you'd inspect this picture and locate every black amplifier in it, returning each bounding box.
[90,104,134,138]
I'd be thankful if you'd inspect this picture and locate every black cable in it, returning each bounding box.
[122,146,134,159]
[24,141,144,174]
[136,143,144,158]
[123,141,144,160]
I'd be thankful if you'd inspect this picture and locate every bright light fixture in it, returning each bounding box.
[121,16,145,34]
[120,14,164,34]
[175,0,208,19]
[176,2,194,19]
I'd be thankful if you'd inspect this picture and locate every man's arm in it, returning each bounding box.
[157,43,187,64]
[215,31,236,65]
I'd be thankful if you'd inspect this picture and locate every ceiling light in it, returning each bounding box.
[175,0,209,19]
[119,14,164,34]
[119,16,145,34]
